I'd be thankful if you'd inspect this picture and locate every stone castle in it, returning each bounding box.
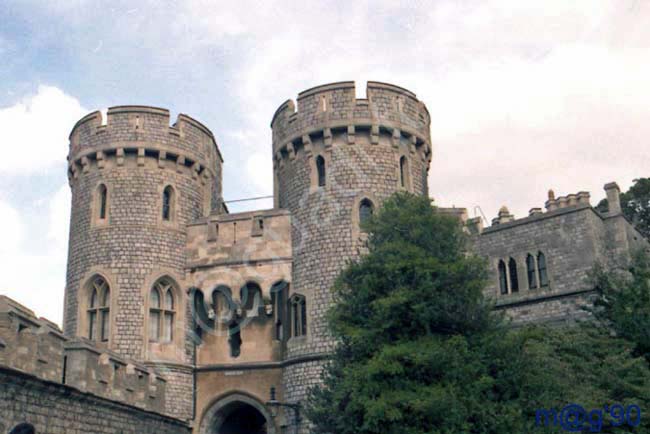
[0,81,645,434]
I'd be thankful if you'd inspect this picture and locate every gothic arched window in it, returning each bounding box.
[359,199,374,226]
[87,276,110,342]
[316,155,326,187]
[538,251,549,287]
[526,254,538,289]
[498,260,508,295]
[289,294,307,338]
[162,185,175,221]
[149,278,175,343]
[508,258,519,292]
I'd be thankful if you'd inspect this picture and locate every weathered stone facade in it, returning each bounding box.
[0,296,188,433]
[473,184,646,326]
[0,366,188,434]
[1,80,645,434]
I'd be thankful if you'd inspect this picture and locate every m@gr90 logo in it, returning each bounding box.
[535,403,641,432]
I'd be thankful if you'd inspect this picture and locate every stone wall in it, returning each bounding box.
[0,295,168,414]
[473,184,647,325]
[0,366,189,434]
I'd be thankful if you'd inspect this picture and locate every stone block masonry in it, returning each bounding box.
[0,366,190,434]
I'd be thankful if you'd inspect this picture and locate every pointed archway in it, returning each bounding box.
[199,393,276,434]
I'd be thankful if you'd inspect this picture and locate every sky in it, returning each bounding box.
[1,0,649,326]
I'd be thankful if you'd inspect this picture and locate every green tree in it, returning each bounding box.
[306,192,650,434]
[597,178,650,239]
[591,249,650,360]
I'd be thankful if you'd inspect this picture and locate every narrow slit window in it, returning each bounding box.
[316,155,326,187]
[162,186,174,221]
[400,156,407,187]
[98,184,108,220]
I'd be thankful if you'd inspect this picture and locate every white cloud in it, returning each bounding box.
[0,194,68,326]
[0,200,24,255]
[246,152,272,193]
[175,0,650,221]
[48,184,71,249]
[0,85,86,175]
[3,0,650,323]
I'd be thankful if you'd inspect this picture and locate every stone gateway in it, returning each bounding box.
[0,81,644,433]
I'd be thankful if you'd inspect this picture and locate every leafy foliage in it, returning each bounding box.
[306,192,650,434]
[591,249,650,361]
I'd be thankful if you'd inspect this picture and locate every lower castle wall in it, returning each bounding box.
[497,291,596,326]
[0,365,189,434]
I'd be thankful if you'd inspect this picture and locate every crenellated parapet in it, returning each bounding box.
[186,208,292,271]
[271,81,432,163]
[0,295,167,414]
[68,106,222,185]
[64,338,167,413]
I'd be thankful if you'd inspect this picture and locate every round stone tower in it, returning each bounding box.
[271,81,432,430]
[64,106,222,420]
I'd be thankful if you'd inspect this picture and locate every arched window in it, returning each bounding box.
[498,260,508,295]
[149,278,175,343]
[10,423,35,434]
[400,156,408,188]
[212,286,233,321]
[88,276,110,342]
[97,184,108,220]
[538,252,549,287]
[271,281,288,341]
[359,199,374,226]
[508,258,519,292]
[289,294,307,338]
[316,155,326,187]
[162,185,174,221]
[526,254,538,289]
[240,282,262,315]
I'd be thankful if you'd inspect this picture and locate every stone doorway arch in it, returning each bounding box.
[199,393,276,434]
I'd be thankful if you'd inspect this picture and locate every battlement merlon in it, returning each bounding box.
[270,81,432,155]
[68,106,223,175]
